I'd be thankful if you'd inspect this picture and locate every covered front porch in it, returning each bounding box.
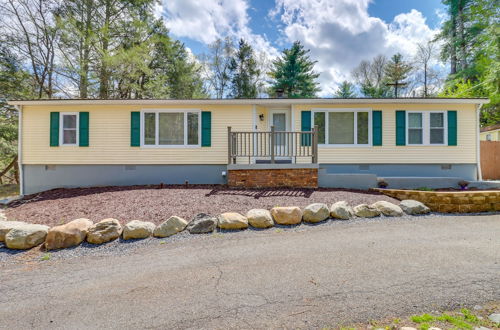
[226,107,320,187]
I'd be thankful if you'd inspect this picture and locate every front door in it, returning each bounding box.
[269,109,291,160]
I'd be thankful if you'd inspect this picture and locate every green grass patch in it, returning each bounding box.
[411,309,484,330]
[411,313,434,323]
[40,253,51,261]
[414,187,434,191]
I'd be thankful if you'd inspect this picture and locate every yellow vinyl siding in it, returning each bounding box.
[255,106,268,131]
[293,103,477,164]
[22,102,478,165]
[22,104,253,165]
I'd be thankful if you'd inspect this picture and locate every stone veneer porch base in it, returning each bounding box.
[376,188,500,213]
[227,165,318,188]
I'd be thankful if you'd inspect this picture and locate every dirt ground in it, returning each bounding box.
[5,184,399,226]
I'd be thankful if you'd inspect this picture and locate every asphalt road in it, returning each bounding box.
[0,214,499,329]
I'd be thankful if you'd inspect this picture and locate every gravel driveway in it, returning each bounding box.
[5,185,398,225]
[0,214,498,329]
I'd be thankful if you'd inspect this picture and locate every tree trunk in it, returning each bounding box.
[80,0,93,99]
[99,0,111,99]
[450,15,457,75]
[424,62,428,97]
[458,4,467,71]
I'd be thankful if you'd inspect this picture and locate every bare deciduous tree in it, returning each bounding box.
[414,41,441,97]
[0,0,60,98]
[200,37,235,98]
[352,54,389,97]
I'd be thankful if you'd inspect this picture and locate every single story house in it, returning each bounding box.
[480,124,500,141]
[9,98,489,195]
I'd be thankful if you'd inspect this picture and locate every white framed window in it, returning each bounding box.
[140,109,201,148]
[312,108,372,147]
[486,133,492,141]
[60,112,79,146]
[407,112,423,144]
[406,111,447,146]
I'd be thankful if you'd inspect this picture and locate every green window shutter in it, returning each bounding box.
[79,112,89,147]
[130,112,140,147]
[50,112,59,147]
[301,110,311,146]
[201,111,211,147]
[372,110,382,146]
[395,110,406,146]
[447,110,457,146]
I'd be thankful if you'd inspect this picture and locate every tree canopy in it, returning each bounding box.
[269,41,320,98]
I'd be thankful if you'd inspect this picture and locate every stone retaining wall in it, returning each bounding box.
[376,188,500,213]
[228,168,318,188]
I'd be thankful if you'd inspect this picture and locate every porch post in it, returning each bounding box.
[227,126,232,164]
[313,125,318,164]
[270,125,275,164]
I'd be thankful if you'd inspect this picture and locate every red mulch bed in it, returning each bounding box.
[5,184,399,226]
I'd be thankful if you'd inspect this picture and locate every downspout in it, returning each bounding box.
[476,103,483,181]
[15,105,24,196]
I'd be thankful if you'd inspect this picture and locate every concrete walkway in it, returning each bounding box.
[0,214,499,329]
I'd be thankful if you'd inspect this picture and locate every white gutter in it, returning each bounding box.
[476,103,483,181]
[7,98,490,106]
[15,105,24,196]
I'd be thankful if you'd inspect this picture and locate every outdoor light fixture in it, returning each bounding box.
[259,114,264,121]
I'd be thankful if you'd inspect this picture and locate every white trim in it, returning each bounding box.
[7,98,490,106]
[16,105,24,196]
[59,112,79,146]
[139,109,201,148]
[476,104,483,180]
[406,111,447,146]
[312,108,372,147]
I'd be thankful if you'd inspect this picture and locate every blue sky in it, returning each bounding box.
[158,0,446,95]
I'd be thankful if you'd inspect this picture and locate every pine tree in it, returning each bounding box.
[229,39,260,98]
[269,41,320,98]
[334,81,356,98]
[437,0,498,125]
[384,53,412,97]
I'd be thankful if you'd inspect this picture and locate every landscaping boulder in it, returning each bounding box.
[87,218,122,244]
[45,218,93,250]
[399,199,431,215]
[187,213,217,234]
[218,212,248,230]
[488,313,500,323]
[302,203,330,223]
[371,201,404,216]
[270,207,302,225]
[122,220,156,240]
[0,220,27,242]
[246,209,274,228]
[154,216,188,238]
[5,224,49,249]
[353,204,381,218]
[330,201,354,220]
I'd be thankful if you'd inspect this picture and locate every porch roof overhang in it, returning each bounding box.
[7,97,490,107]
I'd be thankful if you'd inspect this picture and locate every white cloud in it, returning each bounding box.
[159,0,278,58]
[270,0,440,96]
